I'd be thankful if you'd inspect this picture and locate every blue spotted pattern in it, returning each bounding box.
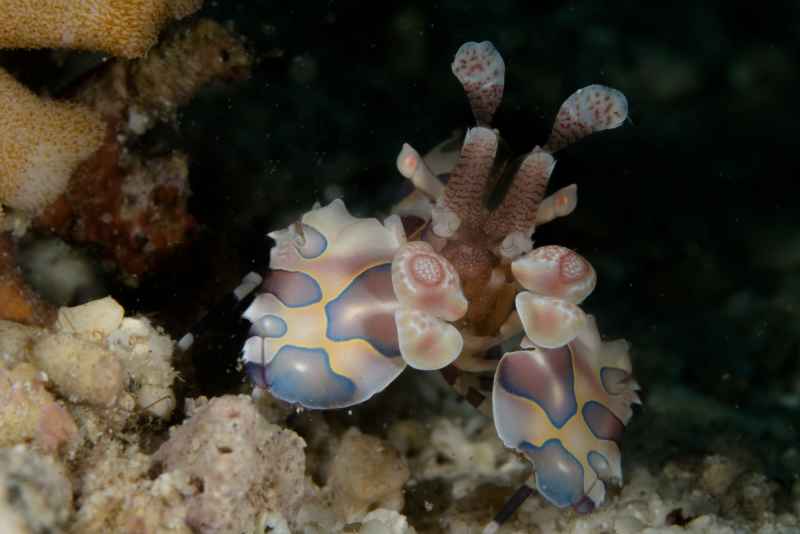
[265,345,356,408]
[251,314,288,338]
[520,439,585,508]
[582,401,624,443]
[325,263,401,357]
[587,451,611,478]
[497,347,577,428]
[263,270,322,307]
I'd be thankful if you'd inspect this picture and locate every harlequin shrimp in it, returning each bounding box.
[180,40,639,531]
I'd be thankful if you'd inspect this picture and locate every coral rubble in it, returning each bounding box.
[71,439,195,534]
[154,395,307,533]
[0,293,797,533]
[327,428,410,522]
[0,296,178,456]
[0,447,72,534]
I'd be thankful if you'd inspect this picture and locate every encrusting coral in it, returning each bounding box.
[0,0,203,215]
[35,18,251,278]
[0,0,202,58]
[0,68,105,214]
[0,2,246,280]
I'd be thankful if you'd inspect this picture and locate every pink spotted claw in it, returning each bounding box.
[452,41,505,126]
[512,245,597,304]
[392,241,467,370]
[392,241,467,322]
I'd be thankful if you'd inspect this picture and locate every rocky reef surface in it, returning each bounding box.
[1,296,798,533]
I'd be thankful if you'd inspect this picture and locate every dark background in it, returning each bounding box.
[98,1,800,477]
